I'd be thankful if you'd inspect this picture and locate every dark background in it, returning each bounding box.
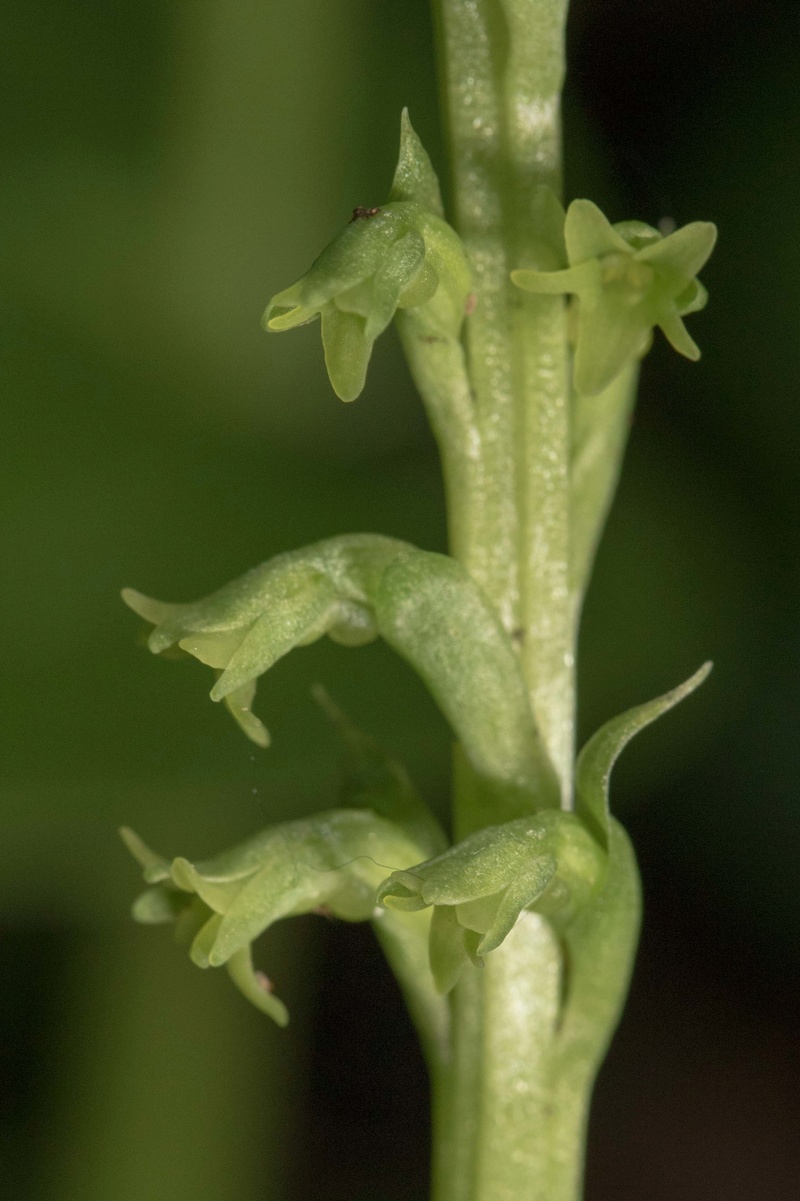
[1,1,798,1198]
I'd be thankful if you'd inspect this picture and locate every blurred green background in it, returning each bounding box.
[2,1,798,1198]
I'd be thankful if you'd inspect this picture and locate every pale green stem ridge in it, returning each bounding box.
[473,913,563,1201]
[429,822,641,1201]
[434,0,573,803]
[431,969,485,1201]
[395,313,482,567]
[434,0,522,632]
[569,363,638,618]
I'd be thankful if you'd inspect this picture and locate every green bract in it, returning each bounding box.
[122,808,431,1028]
[512,199,717,396]
[263,110,471,401]
[575,661,713,845]
[378,812,604,994]
[122,534,559,805]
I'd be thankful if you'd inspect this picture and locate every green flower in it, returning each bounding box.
[264,110,471,401]
[377,812,604,994]
[512,199,716,396]
[122,533,557,805]
[122,808,430,1027]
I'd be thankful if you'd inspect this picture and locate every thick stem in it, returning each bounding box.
[425,4,600,1201]
[431,914,587,1201]
[434,0,573,803]
[428,821,641,1201]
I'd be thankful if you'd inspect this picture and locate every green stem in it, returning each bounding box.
[421,4,608,1201]
[395,316,481,568]
[431,915,572,1201]
[429,822,641,1201]
[433,0,573,804]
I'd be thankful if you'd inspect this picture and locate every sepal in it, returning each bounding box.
[389,108,444,216]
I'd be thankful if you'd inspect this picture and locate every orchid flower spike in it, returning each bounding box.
[512,199,716,396]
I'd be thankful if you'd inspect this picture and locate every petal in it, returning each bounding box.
[429,904,469,994]
[177,629,244,668]
[170,857,244,913]
[174,897,214,947]
[211,579,339,700]
[476,854,556,956]
[119,826,171,883]
[321,306,373,402]
[454,893,503,933]
[658,313,701,361]
[263,281,321,330]
[189,913,224,968]
[226,946,289,1027]
[121,588,182,629]
[675,278,708,316]
[131,885,186,924]
[636,221,717,288]
[223,680,270,748]
[612,220,662,253]
[365,230,426,341]
[511,260,598,297]
[376,869,429,912]
[573,297,652,396]
[264,303,320,332]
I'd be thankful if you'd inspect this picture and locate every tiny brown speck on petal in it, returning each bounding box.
[255,971,274,993]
